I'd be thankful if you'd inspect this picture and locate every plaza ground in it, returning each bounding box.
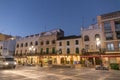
[0,66,120,80]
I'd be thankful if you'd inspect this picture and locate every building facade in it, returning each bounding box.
[15,29,64,66]
[0,37,18,57]
[15,34,40,65]
[38,29,64,66]
[97,11,120,64]
[80,24,105,66]
[13,11,120,67]
[56,35,82,65]
[0,33,12,41]
[81,24,104,52]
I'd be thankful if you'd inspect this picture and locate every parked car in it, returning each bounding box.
[0,56,17,69]
[95,65,109,70]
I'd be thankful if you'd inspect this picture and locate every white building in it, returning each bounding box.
[0,37,19,57]
[15,33,40,64]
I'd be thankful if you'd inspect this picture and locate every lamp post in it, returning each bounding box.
[29,46,35,53]
[29,46,35,64]
[96,38,102,66]
[96,38,101,49]
[56,49,62,64]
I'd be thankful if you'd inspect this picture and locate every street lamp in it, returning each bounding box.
[96,38,101,49]
[29,46,35,64]
[96,38,103,66]
[29,46,35,54]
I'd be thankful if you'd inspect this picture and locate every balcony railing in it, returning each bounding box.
[14,52,59,57]
[106,48,120,52]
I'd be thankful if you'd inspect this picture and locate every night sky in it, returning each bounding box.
[0,0,120,37]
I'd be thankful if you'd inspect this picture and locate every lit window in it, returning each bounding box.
[107,43,114,51]
[119,43,120,50]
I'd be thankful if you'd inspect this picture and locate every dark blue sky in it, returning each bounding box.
[0,0,120,37]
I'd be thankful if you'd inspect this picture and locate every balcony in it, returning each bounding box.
[106,37,113,40]
[106,48,120,53]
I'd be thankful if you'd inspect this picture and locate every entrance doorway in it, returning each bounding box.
[61,57,64,64]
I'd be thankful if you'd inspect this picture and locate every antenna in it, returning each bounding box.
[80,16,84,31]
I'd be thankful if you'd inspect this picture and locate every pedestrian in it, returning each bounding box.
[41,62,43,67]
[40,61,43,67]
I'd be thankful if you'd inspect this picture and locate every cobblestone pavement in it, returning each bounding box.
[0,66,120,80]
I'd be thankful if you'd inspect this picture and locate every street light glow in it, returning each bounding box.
[96,38,100,41]
[29,46,35,52]
[96,41,101,46]
[29,47,32,50]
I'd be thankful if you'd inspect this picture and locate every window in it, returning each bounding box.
[21,43,23,47]
[41,41,44,45]
[40,48,43,54]
[67,41,70,46]
[52,40,55,44]
[52,47,55,54]
[75,40,79,45]
[59,42,62,46]
[25,43,28,47]
[16,44,19,48]
[59,49,62,54]
[46,48,49,54]
[67,48,70,54]
[105,32,113,40]
[76,48,79,54]
[104,21,111,31]
[107,43,114,51]
[35,41,38,46]
[85,45,89,49]
[84,35,89,41]
[115,20,120,29]
[46,41,49,45]
[30,42,33,46]
[95,34,100,40]
[119,43,120,50]
[0,46,2,49]
[116,32,120,39]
